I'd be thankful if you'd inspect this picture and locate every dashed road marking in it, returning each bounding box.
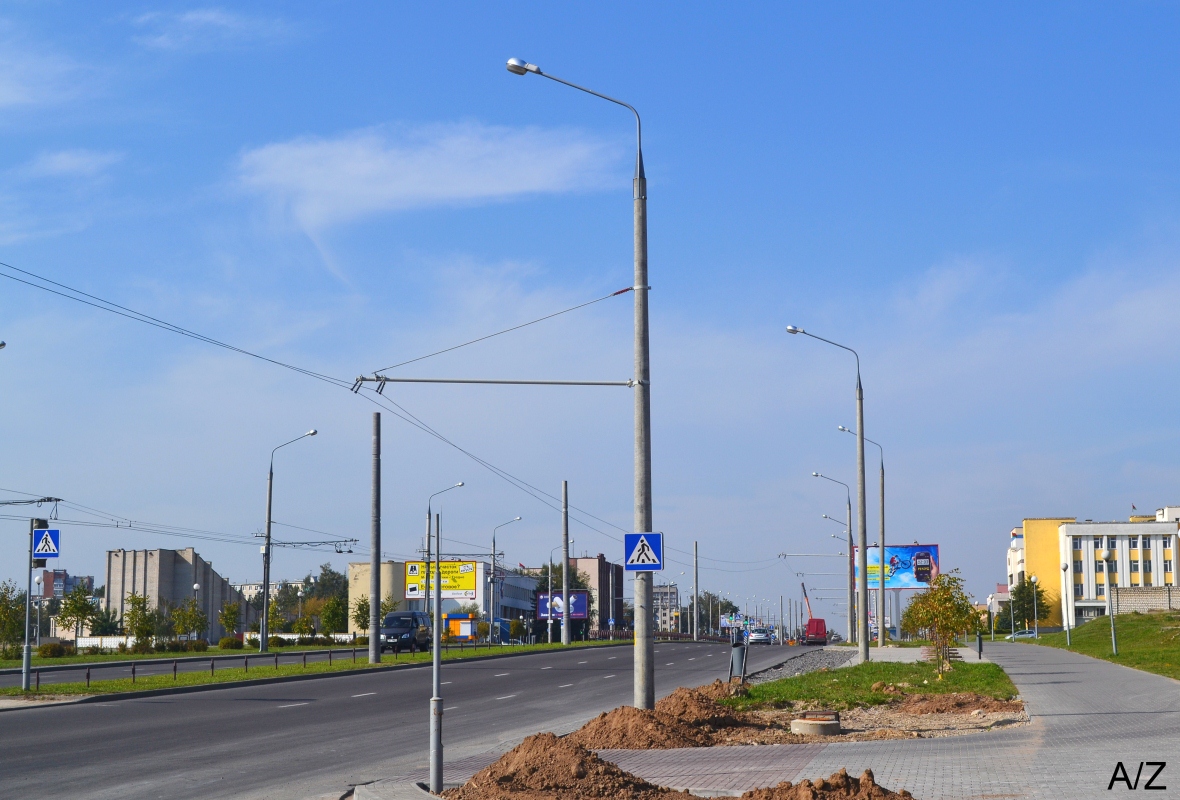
[541,666,552,670]
[607,656,616,660]
[352,692,376,698]
[604,674,616,679]
[445,706,458,710]
[277,703,309,708]
[442,681,452,685]
[494,673,509,677]
[559,683,573,688]
[578,661,587,664]
[496,695,517,700]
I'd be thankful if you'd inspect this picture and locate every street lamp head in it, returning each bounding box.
[514,516,521,521]
[0,341,5,350]
[1030,575,1038,583]
[193,583,200,591]
[1061,563,1069,572]
[838,425,851,433]
[1100,548,1111,561]
[455,482,465,488]
[785,325,803,335]
[506,58,539,75]
[812,472,820,477]
[34,575,41,585]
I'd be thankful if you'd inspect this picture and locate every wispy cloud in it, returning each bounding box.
[0,26,81,109]
[20,149,123,179]
[236,123,623,235]
[132,8,294,51]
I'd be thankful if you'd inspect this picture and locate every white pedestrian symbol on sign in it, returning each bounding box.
[34,530,58,555]
[627,535,659,565]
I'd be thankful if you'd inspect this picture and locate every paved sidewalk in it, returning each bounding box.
[417,643,1180,798]
[838,644,991,665]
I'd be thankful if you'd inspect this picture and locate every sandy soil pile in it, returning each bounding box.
[567,683,745,750]
[443,733,690,800]
[740,769,914,799]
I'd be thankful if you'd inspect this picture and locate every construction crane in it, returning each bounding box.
[801,582,814,620]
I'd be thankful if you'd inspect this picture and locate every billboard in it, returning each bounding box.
[536,590,589,620]
[853,544,940,589]
[404,560,479,600]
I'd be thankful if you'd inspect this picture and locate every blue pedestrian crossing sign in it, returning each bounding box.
[34,529,60,558]
[624,532,663,571]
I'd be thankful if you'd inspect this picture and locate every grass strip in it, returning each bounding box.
[723,660,1018,711]
[1,640,624,697]
[1028,610,1180,681]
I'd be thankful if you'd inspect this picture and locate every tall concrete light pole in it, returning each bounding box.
[261,429,317,653]
[370,413,381,664]
[1100,549,1118,655]
[507,57,654,708]
[561,481,570,646]
[816,474,854,643]
[491,517,521,643]
[790,326,869,663]
[839,425,885,645]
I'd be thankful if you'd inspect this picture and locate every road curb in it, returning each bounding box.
[0,646,364,676]
[0,641,633,711]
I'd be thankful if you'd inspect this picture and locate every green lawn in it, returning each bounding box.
[1028,610,1180,681]
[723,661,1018,712]
[1,639,625,697]
[1,646,250,669]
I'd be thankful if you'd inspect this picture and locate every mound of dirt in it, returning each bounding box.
[740,768,914,799]
[894,692,1021,715]
[443,732,689,800]
[566,705,714,750]
[654,685,745,728]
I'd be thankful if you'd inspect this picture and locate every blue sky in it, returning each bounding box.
[3,4,1180,623]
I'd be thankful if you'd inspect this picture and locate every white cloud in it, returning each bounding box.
[0,26,80,109]
[20,149,122,179]
[237,123,622,234]
[132,8,295,51]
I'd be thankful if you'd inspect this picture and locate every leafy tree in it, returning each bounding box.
[320,595,347,633]
[90,607,120,636]
[57,583,96,640]
[1008,577,1049,630]
[272,582,300,615]
[455,601,482,618]
[0,580,26,650]
[901,571,978,674]
[218,602,240,635]
[292,616,315,636]
[307,563,348,603]
[172,598,208,642]
[509,619,526,640]
[123,594,155,643]
[381,594,400,617]
[351,596,370,632]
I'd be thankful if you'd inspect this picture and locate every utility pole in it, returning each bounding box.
[779,595,784,646]
[561,481,570,646]
[22,518,47,690]
[692,541,699,641]
[430,512,443,792]
[369,413,381,664]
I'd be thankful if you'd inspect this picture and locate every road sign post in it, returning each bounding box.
[22,519,50,691]
[626,533,662,708]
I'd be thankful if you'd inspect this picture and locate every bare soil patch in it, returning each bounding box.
[740,768,913,799]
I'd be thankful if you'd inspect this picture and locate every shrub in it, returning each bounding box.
[130,639,154,654]
[219,636,244,650]
[117,642,129,653]
[245,636,259,648]
[38,642,66,658]
[355,635,369,646]
[190,639,209,652]
[268,636,285,649]
[163,640,183,653]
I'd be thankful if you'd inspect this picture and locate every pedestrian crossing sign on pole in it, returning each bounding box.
[624,532,663,571]
[34,529,60,558]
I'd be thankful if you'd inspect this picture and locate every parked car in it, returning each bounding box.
[748,627,773,645]
[379,611,432,652]
[1005,629,1037,641]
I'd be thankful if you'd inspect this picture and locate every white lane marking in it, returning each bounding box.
[604,674,616,679]
[494,673,509,677]
[496,695,517,700]
[666,662,674,666]
[578,661,587,664]
[541,666,552,670]
[689,658,696,661]
[559,683,574,687]
[352,692,376,698]
[445,706,458,710]
[278,703,309,708]
[442,681,452,685]
[607,656,617,660]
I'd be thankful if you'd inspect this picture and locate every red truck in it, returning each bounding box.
[804,618,828,645]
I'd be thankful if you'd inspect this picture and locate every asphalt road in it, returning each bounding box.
[1,641,809,800]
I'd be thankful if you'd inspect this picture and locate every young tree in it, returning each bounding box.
[0,580,26,653]
[292,616,315,636]
[901,571,978,674]
[173,598,208,642]
[380,594,400,617]
[90,607,121,636]
[320,595,347,633]
[218,602,241,635]
[57,584,96,640]
[308,563,348,603]
[123,593,155,644]
[1009,577,1049,630]
[351,596,371,633]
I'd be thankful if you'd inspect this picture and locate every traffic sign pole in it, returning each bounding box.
[22,518,49,692]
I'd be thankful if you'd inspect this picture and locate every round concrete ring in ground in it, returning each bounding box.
[790,718,841,735]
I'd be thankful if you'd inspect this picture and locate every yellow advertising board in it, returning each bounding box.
[404,560,478,600]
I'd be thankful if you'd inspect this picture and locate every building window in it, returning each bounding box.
[1095,560,1104,573]
[1129,536,1139,548]
[1074,560,1083,573]
[1144,559,1152,573]
[1131,560,1140,573]
[1073,537,1083,551]
[1096,584,1105,597]
[1143,535,1151,546]
[1094,536,1102,547]
[1166,559,1173,573]
[1108,537,1119,550]
[1073,583,1083,598]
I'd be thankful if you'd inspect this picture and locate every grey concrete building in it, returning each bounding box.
[571,554,624,632]
[104,548,254,640]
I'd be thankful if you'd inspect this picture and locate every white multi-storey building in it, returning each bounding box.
[1059,521,1178,626]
